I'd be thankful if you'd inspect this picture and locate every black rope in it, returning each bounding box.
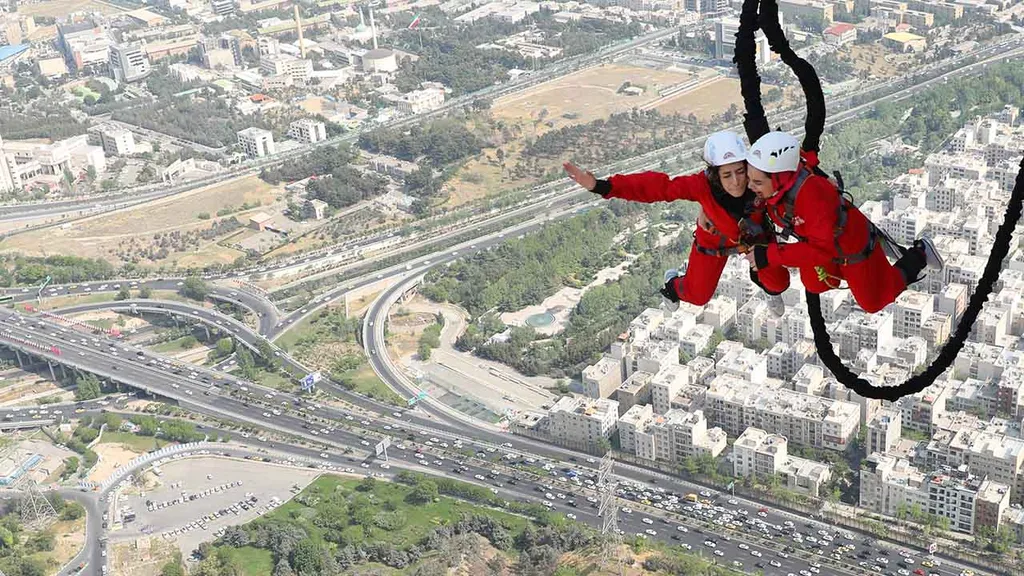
[737,0,1024,400]
[732,0,769,144]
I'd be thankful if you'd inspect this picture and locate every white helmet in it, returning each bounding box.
[702,131,747,167]
[748,131,801,174]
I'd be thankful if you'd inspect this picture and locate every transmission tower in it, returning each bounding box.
[19,480,58,530]
[596,452,623,575]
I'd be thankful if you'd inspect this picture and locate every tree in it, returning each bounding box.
[408,479,439,504]
[358,476,377,492]
[139,286,153,298]
[115,286,131,301]
[290,540,324,575]
[179,276,210,301]
[62,456,79,479]
[74,373,102,401]
[61,502,85,520]
[417,342,432,361]
[160,561,185,576]
[215,337,234,358]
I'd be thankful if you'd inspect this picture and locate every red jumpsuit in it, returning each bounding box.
[759,167,907,313]
[605,170,790,306]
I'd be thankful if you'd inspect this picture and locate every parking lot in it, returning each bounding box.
[110,456,319,554]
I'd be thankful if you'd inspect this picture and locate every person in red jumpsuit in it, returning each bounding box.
[742,131,944,313]
[563,130,790,313]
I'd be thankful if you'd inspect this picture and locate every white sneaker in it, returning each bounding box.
[916,237,944,271]
[766,295,786,318]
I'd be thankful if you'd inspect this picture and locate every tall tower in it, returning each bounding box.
[368,5,378,49]
[19,481,58,530]
[294,5,305,58]
[597,452,623,575]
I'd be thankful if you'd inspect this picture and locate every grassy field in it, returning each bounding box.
[30,292,117,311]
[254,369,295,391]
[271,312,319,350]
[338,364,403,406]
[19,0,126,17]
[0,175,281,266]
[219,546,274,575]
[98,431,168,452]
[272,476,531,549]
[151,336,201,353]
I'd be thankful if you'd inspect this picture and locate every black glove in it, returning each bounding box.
[591,179,611,197]
[752,245,770,270]
[661,276,682,303]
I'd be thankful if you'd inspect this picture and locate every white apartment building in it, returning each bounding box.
[98,126,136,156]
[237,127,275,158]
[648,408,727,464]
[715,343,768,385]
[702,296,736,332]
[835,311,894,361]
[893,291,933,339]
[387,86,446,115]
[649,364,689,414]
[733,427,832,497]
[793,364,827,396]
[287,119,327,144]
[259,54,312,85]
[618,404,654,455]
[582,356,623,399]
[705,374,861,451]
[109,42,150,83]
[615,371,653,416]
[866,407,902,456]
[547,396,619,448]
[680,324,714,358]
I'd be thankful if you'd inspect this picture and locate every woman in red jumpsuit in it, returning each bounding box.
[742,131,944,313]
[564,130,790,313]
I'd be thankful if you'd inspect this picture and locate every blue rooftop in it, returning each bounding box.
[0,44,29,63]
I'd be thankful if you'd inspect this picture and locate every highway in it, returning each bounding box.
[0,309,995,576]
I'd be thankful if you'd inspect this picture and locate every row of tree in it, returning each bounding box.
[358,118,485,169]
[420,208,623,317]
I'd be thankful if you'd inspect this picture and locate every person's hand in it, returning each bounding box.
[697,210,712,231]
[563,162,597,192]
[744,251,758,268]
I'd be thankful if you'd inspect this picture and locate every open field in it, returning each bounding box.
[653,76,746,118]
[491,63,707,135]
[18,0,126,17]
[0,175,280,266]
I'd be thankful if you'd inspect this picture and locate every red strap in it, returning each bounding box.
[802,149,820,170]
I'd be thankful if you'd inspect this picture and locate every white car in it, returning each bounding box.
[641,518,654,525]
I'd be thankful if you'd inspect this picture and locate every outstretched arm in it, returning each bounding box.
[563,162,707,204]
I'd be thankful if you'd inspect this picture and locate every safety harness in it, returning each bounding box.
[769,166,878,267]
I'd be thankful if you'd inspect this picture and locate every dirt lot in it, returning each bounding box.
[0,175,278,266]
[89,443,146,483]
[843,43,907,78]
[19,0,126,17]
[653,76,746,119]
[492,63,704,135]
[112,456,319,555]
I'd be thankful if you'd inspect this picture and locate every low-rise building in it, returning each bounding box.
[237,127,275,158]
[287,119,327,144]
